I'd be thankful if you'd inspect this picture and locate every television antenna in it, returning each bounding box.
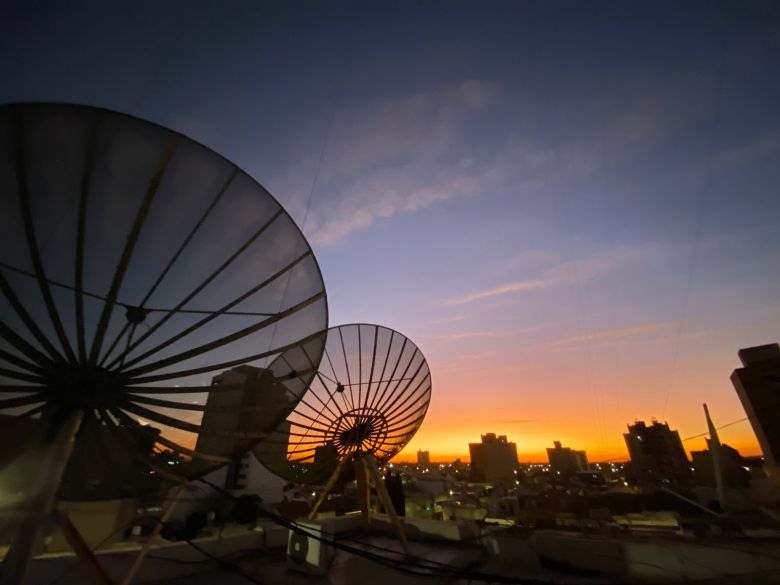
[0,103,328,584]
[253,323,431,550]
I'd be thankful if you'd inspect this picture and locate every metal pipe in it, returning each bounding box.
[0,409,84,585]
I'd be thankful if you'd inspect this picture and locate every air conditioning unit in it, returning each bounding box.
[286,516,362,575]
[287,520,334,575]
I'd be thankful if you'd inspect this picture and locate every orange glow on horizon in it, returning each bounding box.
[167,338,767,469]
[383,326,770,467]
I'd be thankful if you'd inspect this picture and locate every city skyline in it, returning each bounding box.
[393,410,761,464]
[391,418,761,464]
[1,2,778,464]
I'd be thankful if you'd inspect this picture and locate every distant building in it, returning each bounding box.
[547,441,588,476]
[451,457,469,474]
[624,420,690,484]
[196,365,299,499]
[469,433,518,485]
[195,365,293,458]
[690,440,750,488]
[417,450,431,467]
[306,442,340,482]
[731,343,780,477]
[574,469,606,486]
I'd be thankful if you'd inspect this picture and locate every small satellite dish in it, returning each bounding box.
[0,103,327,573]
[253,324,430,550]
[253,323,431,485]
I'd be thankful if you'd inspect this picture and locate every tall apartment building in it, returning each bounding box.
[417,449,431,467]
[547,441,588,475]
[624,420,690,484]
[195,365,296,500]
[469,433,518,485]
[195,365,293,458]
[690,440,750,488]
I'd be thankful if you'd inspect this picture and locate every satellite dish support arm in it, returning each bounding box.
[0,410,111,585]
[307,451,408,554]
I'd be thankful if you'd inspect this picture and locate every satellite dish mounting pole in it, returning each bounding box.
[307,450,408,553]
[361,452,408,552]
[0,410,103,585]
[354,453,371,527]
[121,483,188,585]
[308,456,351,519]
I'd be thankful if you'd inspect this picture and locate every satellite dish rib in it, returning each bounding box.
[0,103,327,582]
[253,323,431,548]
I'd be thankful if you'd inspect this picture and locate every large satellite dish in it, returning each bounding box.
[0,102,328,506]
[253,323,431,486]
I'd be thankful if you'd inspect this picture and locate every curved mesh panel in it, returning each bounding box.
[0,103,328,501]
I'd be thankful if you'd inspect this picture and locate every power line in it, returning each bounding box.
[660,1,732,420]
[680,416,749,443]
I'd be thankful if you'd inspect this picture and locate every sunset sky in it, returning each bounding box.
[2,1,779,462]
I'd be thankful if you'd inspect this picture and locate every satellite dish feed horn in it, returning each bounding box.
[0,103,328,584]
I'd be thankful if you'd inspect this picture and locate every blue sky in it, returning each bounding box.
[2,0,779,459]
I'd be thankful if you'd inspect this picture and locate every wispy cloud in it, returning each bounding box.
[302,80,567,247]
[444,245,651,305]
[310,174,472,246]
[434,323,549,341]
[712,135,780,169]
[428,314,466,325]
[302,81,499,246]
[444,280,547,305]
[546,321,674,348]
[450,351,496,361]
[305,69,718,248]
[435,330,503,341]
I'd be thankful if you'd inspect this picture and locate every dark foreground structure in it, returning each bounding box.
[731,344,780,481]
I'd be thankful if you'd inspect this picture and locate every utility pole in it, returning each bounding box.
[704,403,726,512]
